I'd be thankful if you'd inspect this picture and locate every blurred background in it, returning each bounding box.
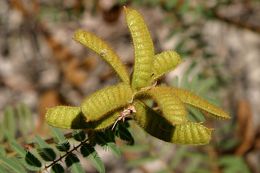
[0,0,260,172]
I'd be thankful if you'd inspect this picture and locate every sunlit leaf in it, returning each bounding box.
[144,87,188,124]
[168,87,230,119]
[152,51,182,81]
[74,30,130,84]
[124,7,154,90]
[81,83,133,122]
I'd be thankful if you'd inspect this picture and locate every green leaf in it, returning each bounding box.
[124,7,154,90]
[49,126,67,143]
[152,51,182,81]
[72,130,86,142]
[17,103,32,137]
[0,156,27,173]
[145,87,188,124]
[34,136,57,161]
[37,148,56,161]
[133,101,175,142]
[172,122,212,145]
[169,87,230,119]
[71,162,85,173]
[56,141,71,152]
[9,139,26,157]
[65,153,80,168]
[81,83,133,122]
[80,144,105,173]
[115,123,135,145]
[74,30,130,84]
[46,106,87,129]
[51,163,64,173]
[3,106,16,139]
[24,151,42,171]
[94,131,121,156]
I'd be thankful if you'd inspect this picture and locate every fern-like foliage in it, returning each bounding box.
[46,6,230,146]
[0,104,134,173]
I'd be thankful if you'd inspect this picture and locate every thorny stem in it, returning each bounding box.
[44,138,89,170]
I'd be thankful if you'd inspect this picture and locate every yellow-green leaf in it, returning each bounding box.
[81,83,133,122]
[124,7,154,90]
[46,106,87,129]
[74,30,130,84]
[172,122,212,145]
[86,111,121,131]
[133,101,174,142]
[152,51,182,81]
[168,87,230,119]
[133,101,211,145]
[144,87,188,124]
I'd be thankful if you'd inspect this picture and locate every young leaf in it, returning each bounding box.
[74,30,130,84]
[172,122,212,145]
[124,7,154,90]
[152,51,182,81]
[168,87,230,119]
[145,87,188,124]
[133,101,175,142]
[81,83,133,122]
[46,106,87,129]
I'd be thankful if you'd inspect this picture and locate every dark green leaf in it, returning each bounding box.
[80,144,105,173]
[80,143,95,157]
[65,153,80,168]
[72,130,86,142]
[116,123,134,145]
[51,163,64,173]
[56,141,71,152]
[25,151,42,168]
[37,148,56,161]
